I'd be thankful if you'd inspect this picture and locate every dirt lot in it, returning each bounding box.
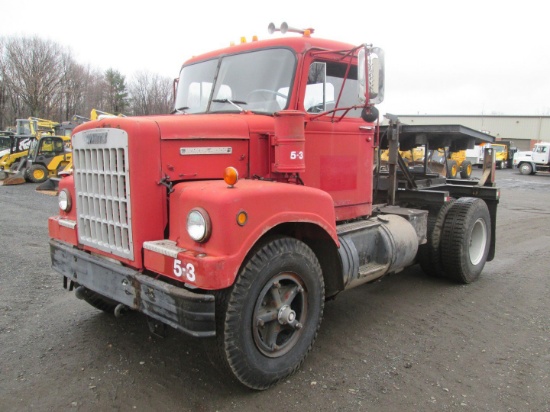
[1,168,549,411]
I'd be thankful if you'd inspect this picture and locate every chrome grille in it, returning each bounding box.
[72,128,134,260]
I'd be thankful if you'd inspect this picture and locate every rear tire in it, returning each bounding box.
[211,237,324,390]
[418,200,456,278]
[28,164,48,183]
[440,198,491,283]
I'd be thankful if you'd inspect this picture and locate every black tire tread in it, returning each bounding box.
[28,164,48,183]
[440,198,490,283]
[214,237,324,390]
[418,200,456,277]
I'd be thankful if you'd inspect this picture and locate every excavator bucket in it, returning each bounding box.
[1,171,26,185]
[0,158,27,185]
[35,177,60,195]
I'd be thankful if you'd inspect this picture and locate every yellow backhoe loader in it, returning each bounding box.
[2,119,76,186]
[0,118,58,179]
[35,109,125,194]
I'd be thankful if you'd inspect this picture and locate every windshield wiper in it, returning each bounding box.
[171,106,189,114]
[212,99,247,112]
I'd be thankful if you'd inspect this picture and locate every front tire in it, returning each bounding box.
[440,198,491,283]
[213,237,324,390]
[519,162,533,175]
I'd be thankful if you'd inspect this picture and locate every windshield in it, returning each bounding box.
[493,145,505,153]
[175,48,296,115]
[0,137,10,151]
[16,120,33,135]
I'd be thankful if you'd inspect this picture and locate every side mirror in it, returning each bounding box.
[358,46,385,105]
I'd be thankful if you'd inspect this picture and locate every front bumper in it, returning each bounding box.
[50,239,216,337]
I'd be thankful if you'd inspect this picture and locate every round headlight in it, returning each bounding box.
[187,208,211,242]
[58,189,72,212]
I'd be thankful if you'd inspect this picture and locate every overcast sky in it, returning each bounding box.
[1,0,548,116]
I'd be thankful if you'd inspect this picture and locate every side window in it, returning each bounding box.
[305,62,336,113]
[305,61,361,117]
[54,140,64,153]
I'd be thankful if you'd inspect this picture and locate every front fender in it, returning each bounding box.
[145,179,338,290]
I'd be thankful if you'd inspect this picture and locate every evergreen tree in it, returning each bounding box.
[104,68,128,114]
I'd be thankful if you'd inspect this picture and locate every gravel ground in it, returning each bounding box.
[1,168,549,411]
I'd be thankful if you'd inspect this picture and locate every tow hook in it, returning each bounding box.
[114,303,128,318]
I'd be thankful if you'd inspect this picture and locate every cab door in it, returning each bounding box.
[532,145,549,164]
[299,59,375,221]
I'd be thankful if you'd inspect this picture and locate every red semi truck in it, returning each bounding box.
[48,23,499,390]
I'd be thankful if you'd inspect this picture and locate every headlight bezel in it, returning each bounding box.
[58,189,72,212]
[187,207,211,243]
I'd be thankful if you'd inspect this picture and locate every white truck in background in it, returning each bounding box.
[513,142,550,175]
[466,145,485,167]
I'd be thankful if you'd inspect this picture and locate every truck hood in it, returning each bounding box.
[153,114,252,140]
[151,113,262,182]
[514,150,532,159]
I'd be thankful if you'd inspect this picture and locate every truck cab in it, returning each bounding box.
[513,142,550,174]
[47,24,500,390]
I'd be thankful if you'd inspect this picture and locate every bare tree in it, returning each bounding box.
[128,71,173,115]
[2,36,72,119]
[0,37,7,129]
[0,34,174,128]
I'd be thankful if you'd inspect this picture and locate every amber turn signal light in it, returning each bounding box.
[224,167,239,187]
[237,211,248,226]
